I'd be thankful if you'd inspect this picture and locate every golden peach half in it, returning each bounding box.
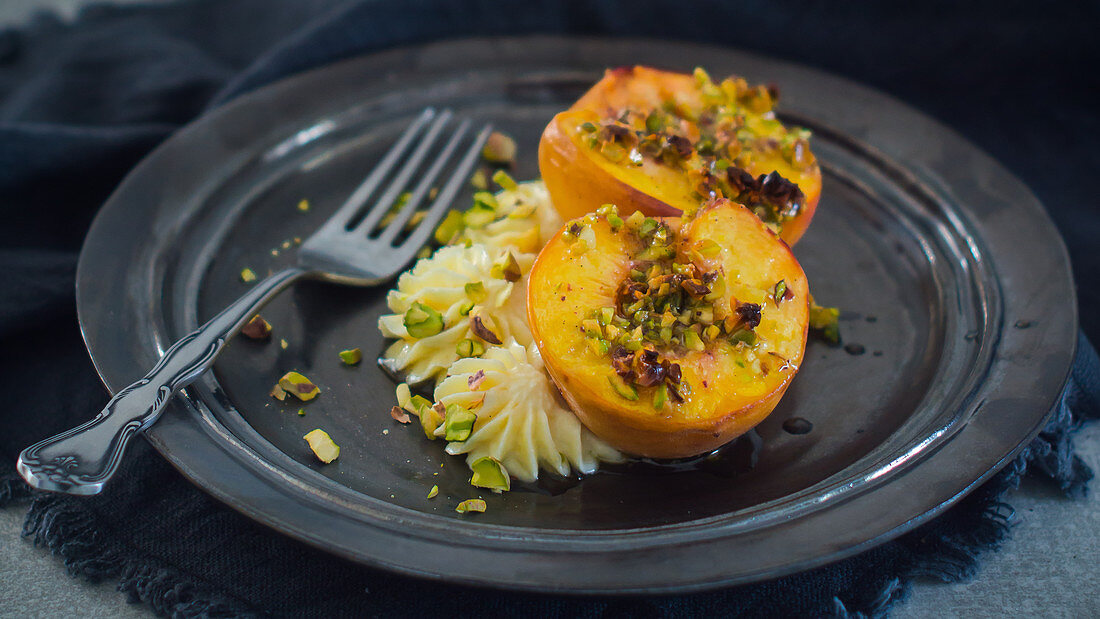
[527,199,809,458]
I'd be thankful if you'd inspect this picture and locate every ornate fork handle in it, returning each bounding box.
[18,267,307,495]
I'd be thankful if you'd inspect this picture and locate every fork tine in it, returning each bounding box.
[353,109,454,234]
[377,118,471,244]
[323,107,435,229]
[398,123,493,254]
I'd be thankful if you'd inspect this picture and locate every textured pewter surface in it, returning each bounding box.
[71,37,1074,590]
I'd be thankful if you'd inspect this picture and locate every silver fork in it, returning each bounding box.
[18,108,490,495]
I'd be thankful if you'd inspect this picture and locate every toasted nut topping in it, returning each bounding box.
[241,315,272,340]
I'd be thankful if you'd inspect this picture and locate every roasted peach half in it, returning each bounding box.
[539,65,822,244]
[527,199,809,458]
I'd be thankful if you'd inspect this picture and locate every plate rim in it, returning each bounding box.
[74,34,1078,593]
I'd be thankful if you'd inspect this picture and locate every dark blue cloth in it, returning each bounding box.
[2,1,1098,616]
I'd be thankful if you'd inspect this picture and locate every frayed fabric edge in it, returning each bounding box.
[21,493,254,618]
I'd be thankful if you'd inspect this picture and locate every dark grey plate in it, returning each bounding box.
[75,36,1076,593]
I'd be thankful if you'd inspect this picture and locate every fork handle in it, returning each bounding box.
[18,267,307,495]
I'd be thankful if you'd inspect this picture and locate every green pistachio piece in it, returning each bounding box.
[624,211,646,231]
[491,252,522,282]
[443,404,477,442]
[729,329,758,346]
[297,199,310,212]
[338,348,362,366]
[455,498,487,514]
[410,395,433,412]
[683,330,705,352]
[278,371,320,401]
[434,210,465,245]
[427,485,439,499]
[809,301,841,344]
[419,402,444,440]
[582,318,602,338]
[464,281,488,303]
[774,279,789,303]
[470,168,488,190]
[463,202,497,229]
[404,302,444,338]
[652,384,669,411]
[608,376,639,401]
[303,429,339,463]
[270,384,287,401]
[458,300,475,316]
[491,169,518,191]
[470,457,510,492]
[469,315,502,345]
[239,268,257,283]
[456,338,486,358]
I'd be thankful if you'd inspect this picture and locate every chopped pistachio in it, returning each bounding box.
[624,210,646,230]
[419,401,444,439]
[240,315,272,340]
[645,111,667,134]
[809,300,841,344]
[411,394,433,412]
[270,384,287,401]
[404,302,444,338]
[652,383,669,411]
[491,169,518,191]
[470,315,502,345]
[415,246,432,260]
[582,318,602,338]
[587,338,611,356]
[463,201,497,228]
[598,307,616,326]
[443,404,476,441]
[239,268,257,283]
[338,348,362,365]
[683,329,705,351]
[774,279,791,304]
[464,281,488,303]
[456,338,486,358]
[427,485,439,499]
[395,383,412,409]
[278,371,320,401]
[297,408,305,416]
[470,168,488,190]
[455,498,487,514]
[492,252,522,282]
[303,429,339,463]
[280,338,289,350]
[297,199,310,212]
[434,210,465,245]
[458,300,474,316]
[482,131,516,164]
[473,191,499,211]
[608,376,639,401]
[470,457,510,492]
[729,329,757,346]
